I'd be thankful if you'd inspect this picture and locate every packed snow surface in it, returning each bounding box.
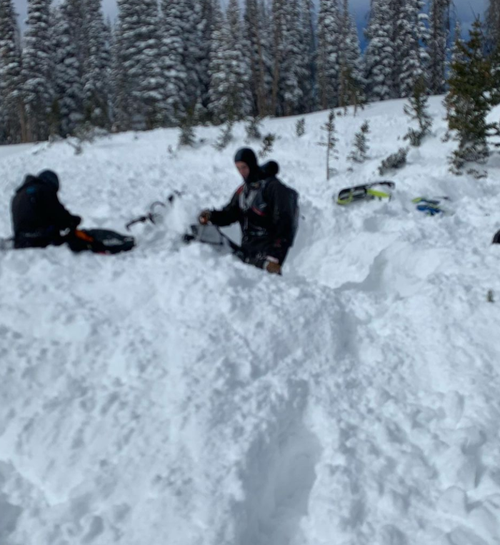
[1,98,500,545]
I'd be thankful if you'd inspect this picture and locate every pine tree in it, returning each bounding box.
[296,117,306,137]
[388,0,404,97]
[245,116,263,140]
[397,0,428,98]
[194,0,215,121]
[450,20,463,64]
[364,0,394,102]
[226,0,252,116]
[160,0,213,124]
[490,28,500,108]
[428,0,451,94]
[115,0,165,130]
[445,19,494,175]
[23,0,55,141]
[278,0,307,115]
[213,120,234,150]
[183,0,202,114]
[51,0,111,136]
[404,76,432,146]
[270,0,286,114]
[270,0,311,115]
[161,0,189,124]
[317,0,341,109]
[178,114,196,147]
[318,110,338,179]
[51,2,85,136]
[111,21,131,132]
[487,21,500,145]
[259,1,276,111]
[288,0,316,114]
[245,0,273,116]
[259,1,276,112]
[0,0,26,143]
[0,96,6,143]
[208,0,252,123]
[348,120,370,162]
[82,0,111,129]
[208,1,227,123]
[338,0,364,112]
[365,0,427,100]
[259,132,276,157]
[298,0,316,112]
[486,0,500,51]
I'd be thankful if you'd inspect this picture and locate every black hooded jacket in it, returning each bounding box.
[11,175,81,248]
[210,151,298,265]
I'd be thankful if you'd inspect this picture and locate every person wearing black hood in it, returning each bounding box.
[199,148,298,274]
[11,170,82,249]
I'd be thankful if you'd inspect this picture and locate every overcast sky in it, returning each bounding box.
[13,0,488,34]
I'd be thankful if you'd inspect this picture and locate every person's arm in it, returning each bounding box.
[44,190,81,231]
[200,187,242,227]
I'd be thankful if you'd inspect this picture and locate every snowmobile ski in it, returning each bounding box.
[412,196,452,216]
[336,181,395,205]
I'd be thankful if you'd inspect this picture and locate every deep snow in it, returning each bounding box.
[1,97,500,545]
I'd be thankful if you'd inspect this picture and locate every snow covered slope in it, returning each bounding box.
[1,97,500,545]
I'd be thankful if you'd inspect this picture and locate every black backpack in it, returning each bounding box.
[261,161,299,246]
[67,229,135,254]
[286,185,299,246]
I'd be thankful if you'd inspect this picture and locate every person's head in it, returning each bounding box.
[38,170,60,192]
[234,148,259,183]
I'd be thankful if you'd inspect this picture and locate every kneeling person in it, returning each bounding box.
[11,170,81,249]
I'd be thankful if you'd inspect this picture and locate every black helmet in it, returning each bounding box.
[38,170,60,191]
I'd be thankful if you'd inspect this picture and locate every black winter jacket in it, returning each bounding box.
[210,176,297,265]
[11,175,81,248]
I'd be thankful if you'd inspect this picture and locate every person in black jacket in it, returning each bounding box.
[199,148,298,274]
[11,170,81,249]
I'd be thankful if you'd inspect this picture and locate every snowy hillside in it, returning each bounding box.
[1,97,500,545]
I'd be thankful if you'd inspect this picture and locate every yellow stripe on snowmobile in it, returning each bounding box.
[337,195,354,205]
[366,189,391,199]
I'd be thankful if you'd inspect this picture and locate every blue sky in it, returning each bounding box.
[13,0,488,35]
